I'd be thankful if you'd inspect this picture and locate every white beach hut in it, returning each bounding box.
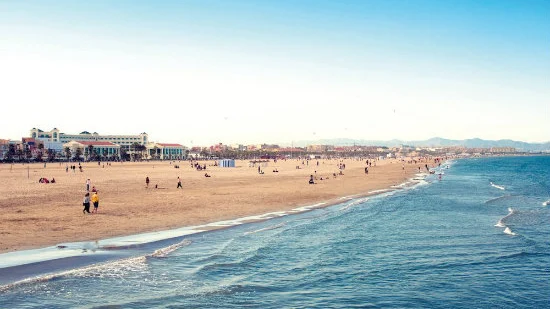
[219,159,235,167]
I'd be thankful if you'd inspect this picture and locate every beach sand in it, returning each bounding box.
[0,158,425,253]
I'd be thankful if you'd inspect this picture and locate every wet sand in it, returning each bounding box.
[0,158,425,253]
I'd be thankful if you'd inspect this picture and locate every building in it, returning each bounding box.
[0,139,10,159]
[307,145,332,153]
[30,128,148,151]
[145,143,186,160]
[63,141,121,160]
[490,147,516,153]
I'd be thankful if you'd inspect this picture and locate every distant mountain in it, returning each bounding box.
[291,137,550,152]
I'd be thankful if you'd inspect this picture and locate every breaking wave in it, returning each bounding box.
[495,207,517,236]
[490,182,505,190]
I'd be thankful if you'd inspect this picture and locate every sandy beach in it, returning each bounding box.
[0,158,427,253]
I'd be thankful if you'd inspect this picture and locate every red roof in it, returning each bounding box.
[76,141,118,146]
[158,143,183,147]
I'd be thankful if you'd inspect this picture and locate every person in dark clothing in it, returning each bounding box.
[83,192,91,214]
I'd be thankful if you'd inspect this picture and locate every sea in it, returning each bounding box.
[1,155,549,308]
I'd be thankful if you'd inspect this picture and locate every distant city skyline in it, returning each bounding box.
[1,0,549,145]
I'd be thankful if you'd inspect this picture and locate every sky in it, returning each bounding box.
[1,0,549,146]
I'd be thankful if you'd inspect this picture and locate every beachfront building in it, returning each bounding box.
[63,141,121,161]
[230,144,246,151]
[307,145,332,153]
[145,143,186,160]
[30,128,148,151]
[490,147,516,153]
[0,139,10,159]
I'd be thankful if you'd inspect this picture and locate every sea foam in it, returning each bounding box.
[503,227,516,236]
[495,207,517,236]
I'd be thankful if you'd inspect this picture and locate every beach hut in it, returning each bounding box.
[219,159,235,167]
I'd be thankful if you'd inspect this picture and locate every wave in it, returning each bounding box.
[484,195,512,204]
[243,222,286,235]
[490,182,505,190]
[503,227,516,236]
[0,238,195,292]
[495,207,517,236]
[339,197,369,211]
[0,255,149,292]
[543,199,550,206]
[150,239,192,258]
[368,189,392,194]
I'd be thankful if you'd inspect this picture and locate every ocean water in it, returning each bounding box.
[1,156,549,308]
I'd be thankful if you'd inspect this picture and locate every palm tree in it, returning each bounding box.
[16,149,23,162]
[7,144,16,161]
[25,147,32,161]
[120,148,129,161]
[139,144,147,160]
[199,148,209,159]
[129,142,139,161]
[153,146,159,160]
[75,148,83,161]
[87,145,94,161]
[37,143,44,161]
[64,147,71,161]
[47,149,55,162]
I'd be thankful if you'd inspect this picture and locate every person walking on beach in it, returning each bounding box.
[177,177,183,189]
[86,179,91,192]
[91,191,99,213]
[82,192,91,214]
[146,176,150,188]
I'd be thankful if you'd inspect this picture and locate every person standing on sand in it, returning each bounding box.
[146,176,150,188]
[177,177,183,189]
[83,192,91,214]
[86,179,91,192]
[91,191,99,213]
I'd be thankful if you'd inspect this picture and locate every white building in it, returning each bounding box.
[63,141,121,160]
[145,143,186,160]
[30,128,148,151]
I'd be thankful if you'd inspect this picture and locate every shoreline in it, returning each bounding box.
[0,171,432,287]
[0,158,437,254]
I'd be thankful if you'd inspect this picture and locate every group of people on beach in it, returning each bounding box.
[145,175,188,189]
[39,177,55,183]
[82,179,99,214]
[66,164,83,173]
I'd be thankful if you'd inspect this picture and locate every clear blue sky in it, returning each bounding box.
[1,0,549,145]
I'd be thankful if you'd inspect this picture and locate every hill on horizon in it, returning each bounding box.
[289,137,550,152]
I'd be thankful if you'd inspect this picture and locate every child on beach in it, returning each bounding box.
[83,193,91,214]
[91,192,99,213]
[177,177,182,189]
